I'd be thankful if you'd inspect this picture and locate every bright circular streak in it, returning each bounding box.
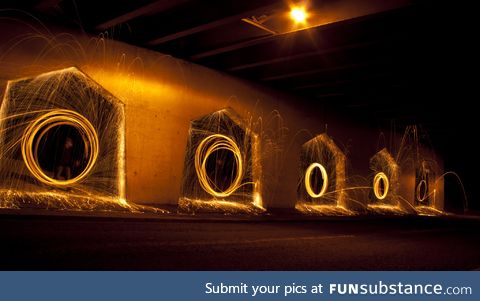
[290,7,307,23]
[373,172,389,200]
[21,109,99,186]
[416,179,428,202]
[305,162,328,198]
[194,134,243,198]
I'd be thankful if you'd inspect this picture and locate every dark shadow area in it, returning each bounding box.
[205,148,238,193]
[36,125,88,180]
[1,214,479,270]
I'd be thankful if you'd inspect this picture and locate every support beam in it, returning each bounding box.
[190,33,277,60]
[292,80,354,91]
[146,3,279,46]
[291,72,392,90]
[95,0,189,31]
[228,41,376,72]
[260,62,371,82]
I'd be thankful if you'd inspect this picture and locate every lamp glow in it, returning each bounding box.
[290,7,307,23]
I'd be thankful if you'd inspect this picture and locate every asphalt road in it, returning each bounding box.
[1,212,479,270]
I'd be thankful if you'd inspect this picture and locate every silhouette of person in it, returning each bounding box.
[55,137,75,180]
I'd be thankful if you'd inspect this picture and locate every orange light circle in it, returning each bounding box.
[373,172,389,200]
[305,162,328,198]
[21,109,99,186]
[194,134,243,198]
[416,179,428,202]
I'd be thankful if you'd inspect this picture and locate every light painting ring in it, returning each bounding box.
[305,162,328,198]
[21,109,99,186]
[194,134,243,198]
[416,179,428,202]
[373,172,389,200]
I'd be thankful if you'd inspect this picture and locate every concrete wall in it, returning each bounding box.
[0,18,444,210]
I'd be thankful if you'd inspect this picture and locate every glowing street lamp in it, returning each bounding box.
[290,6,308,23]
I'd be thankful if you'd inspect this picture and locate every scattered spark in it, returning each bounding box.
[297,133,346,207]
[0,23,467,217]
[178,198,265,215]
[0,189,169,213]
[367,204,408,215]
[0,67,127,211]
[415,206,445,216]
[295,203,355,216]
[180,108,264,213]
[369,148,400,208]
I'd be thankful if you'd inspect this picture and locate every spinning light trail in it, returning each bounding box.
[304,162,328,198]
[373,172,389,200]
[416,180,428,203]
[21,109,99,186]
[194,133,243,198]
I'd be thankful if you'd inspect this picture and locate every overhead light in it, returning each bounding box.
[290,6,307,23]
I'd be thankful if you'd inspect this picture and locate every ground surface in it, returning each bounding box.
[1,210,479,270]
